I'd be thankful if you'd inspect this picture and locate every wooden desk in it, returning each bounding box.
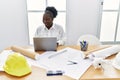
[0,45,120,80]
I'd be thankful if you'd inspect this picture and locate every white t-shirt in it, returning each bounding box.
[35,23,66,45]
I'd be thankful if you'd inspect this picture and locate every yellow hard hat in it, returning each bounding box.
[3,53,31,77]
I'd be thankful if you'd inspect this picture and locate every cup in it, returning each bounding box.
[80,41,88,51]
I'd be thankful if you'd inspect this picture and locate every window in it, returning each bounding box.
[99,0,120,44]
[26,0,66,44]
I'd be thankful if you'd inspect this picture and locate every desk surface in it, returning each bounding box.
[0,45,120,80]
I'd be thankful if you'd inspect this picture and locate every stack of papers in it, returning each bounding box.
[36,47,92,79]
[0,47,92,79]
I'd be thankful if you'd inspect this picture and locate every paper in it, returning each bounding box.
[0,48,92,79]
[0,50,14,71]
[37,47,92,79]
[88,45,120,59]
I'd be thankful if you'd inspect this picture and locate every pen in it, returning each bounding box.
[67,60,78,65]
[80,41,86,47]
[83,41,86,47]
[80,41,83,47]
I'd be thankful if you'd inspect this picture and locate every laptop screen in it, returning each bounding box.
[33,37,57,51]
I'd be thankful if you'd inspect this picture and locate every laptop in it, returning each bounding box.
[33,37,57,51]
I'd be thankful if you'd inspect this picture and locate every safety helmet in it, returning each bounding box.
[112,52,120,70]
[3,53,31,77]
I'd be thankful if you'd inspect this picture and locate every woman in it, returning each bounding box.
[35,6,66,45]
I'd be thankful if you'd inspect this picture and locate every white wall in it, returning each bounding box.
[66,0,100,45]
[0,0,100,50]
[0,0,29,51]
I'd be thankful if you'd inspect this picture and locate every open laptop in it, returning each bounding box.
[33,37,57,51]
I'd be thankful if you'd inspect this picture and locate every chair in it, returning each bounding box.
[77,34,101,45]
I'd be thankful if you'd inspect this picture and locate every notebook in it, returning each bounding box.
[33,37,57,51]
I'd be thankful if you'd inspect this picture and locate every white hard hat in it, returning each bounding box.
[112,52,120,70]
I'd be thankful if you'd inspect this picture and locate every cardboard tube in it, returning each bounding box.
[11,45,40,60]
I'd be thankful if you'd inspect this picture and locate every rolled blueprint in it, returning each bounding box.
[11,45,40,60]
[88,45,120,59]
[84,45,110,56]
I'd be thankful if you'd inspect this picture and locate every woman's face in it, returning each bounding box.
[43,13,53,29]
